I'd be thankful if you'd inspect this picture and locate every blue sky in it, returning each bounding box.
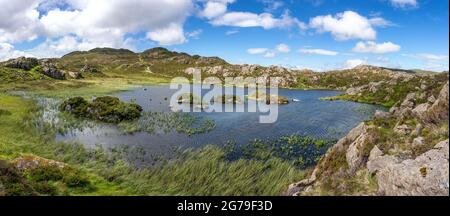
[0,0,448,71]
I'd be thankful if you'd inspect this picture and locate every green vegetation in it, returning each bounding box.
[60,96,143,123]
[225,135,335,169]
[322,73,449,107]
[118,112,216,136]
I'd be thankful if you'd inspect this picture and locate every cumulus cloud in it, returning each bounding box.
[0,0,194,51]
[210,10,303,30]
[352,41,401,54]
[309,11,379,41]
[275,43,290,53]
[344,59,367,69]
[0,0,44,43]
[299,48,338,56]
[200,0,235,19]
[390,0,418,8]
[0,42,34,61]
[40,0,193,46]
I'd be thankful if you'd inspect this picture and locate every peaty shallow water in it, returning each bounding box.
[56,85,383,154]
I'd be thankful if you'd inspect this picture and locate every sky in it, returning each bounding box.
[0,0,448,71]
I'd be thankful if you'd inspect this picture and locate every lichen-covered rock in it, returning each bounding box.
[40,61,66,80]
[393,124,411,136]
[80,64,99,73]
[400,93,416,109]
[345,125,373,172]
[425,82,449,124]
[412,103,430,119]
[374,110,391,119]
[376,139,449,196]
[11,155,67,171]
[68,71,83,79]
[3,57,39,70]
[367,154,398,175]
[184,67,201,75]
[412,136,425,148]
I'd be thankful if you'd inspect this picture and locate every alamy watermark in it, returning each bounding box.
[169,71,282,123]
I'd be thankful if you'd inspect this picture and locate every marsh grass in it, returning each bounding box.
[118,112,216,136]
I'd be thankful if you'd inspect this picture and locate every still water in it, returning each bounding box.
[56,85,383,154]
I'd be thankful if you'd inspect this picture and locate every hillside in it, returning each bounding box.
[1,48,448,196]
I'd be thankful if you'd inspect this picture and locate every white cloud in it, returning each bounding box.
[259,0,284,12]
[344,59,367,69]
[264,51,276,58]
[247,48,269,54]
[299,48,338,56]
[186,29,203,39]
[352,41,401,54]
[225,30,239,35]
[0,0,43,43]
[1,0,193,48]
[146,23,188,46]
[309,11,378,41]
[0,42,34,61]
[390,0,417,8]
[247,43,291,57]
[417,53,448,61]
[210,10,303,30]
[275,43,290,53]
[369,17,394,27]
[200,0,235,19]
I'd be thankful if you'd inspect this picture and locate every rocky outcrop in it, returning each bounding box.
[11,155,67,171]
[425,82,449,124]
[40,60,66,80]
[2,57,39,70]
[80,64,99,73]
[286,123,372,195]
[287,79,449,196]
[376,140,449,196]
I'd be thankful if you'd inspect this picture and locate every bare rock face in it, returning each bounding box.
[374,110,391,119]
[368,155,399,175]
[42,65,66,80]
[376,139,449,196]
[400,93,416,109]
[40,60,66,80]
[425,82,449,124]
[345,124,374,173]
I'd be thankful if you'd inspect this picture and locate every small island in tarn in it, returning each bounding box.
[60,96,143,123]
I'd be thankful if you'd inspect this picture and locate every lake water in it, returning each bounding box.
[56,85,383,154]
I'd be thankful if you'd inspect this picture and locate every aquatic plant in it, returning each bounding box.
[224,134,336,169]
[118,112,216,136]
